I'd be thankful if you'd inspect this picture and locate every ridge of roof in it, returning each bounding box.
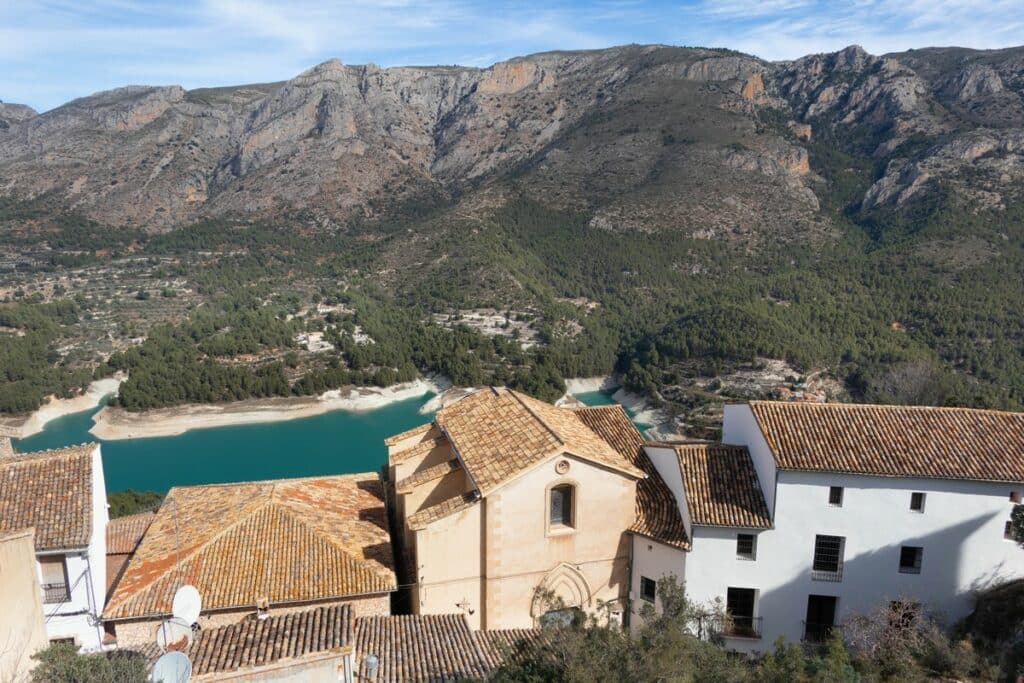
[0,442,96,463]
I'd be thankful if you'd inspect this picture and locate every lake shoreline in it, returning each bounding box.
[1,376,125,439]
[89,376,448,440]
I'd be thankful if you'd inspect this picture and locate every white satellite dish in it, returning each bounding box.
[172,585,202,625]
[151,651,192,683]
[155,618,193,652]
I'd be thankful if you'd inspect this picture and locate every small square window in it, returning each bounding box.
[898,546,923,574]
[910,492,926,512]
[736,533,757,560]
[640,576,657,603]
[1011,491,1022,504]
[828,486,844,507]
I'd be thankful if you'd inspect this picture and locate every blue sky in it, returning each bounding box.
[3,0,1022,112]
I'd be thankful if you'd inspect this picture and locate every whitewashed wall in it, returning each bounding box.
[39,445,107,650]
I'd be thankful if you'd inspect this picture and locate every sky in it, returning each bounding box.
[2,0,1023,112]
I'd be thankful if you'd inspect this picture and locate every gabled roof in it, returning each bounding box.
[104,474,395,620]
[674,444,772,529]
[432,388,643,495]
[106,512,155,555]
[355,614,541,682]
[747,400,1024,482]
[574,406,690,550]
[0,443,96,551]
[135,604,353,679]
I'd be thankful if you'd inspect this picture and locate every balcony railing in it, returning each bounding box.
[811,566,843,582]
[41,583,70,604]
[708,615,763,640]
[803,621,834,643]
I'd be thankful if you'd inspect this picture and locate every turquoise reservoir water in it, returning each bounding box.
[13,389,636,494]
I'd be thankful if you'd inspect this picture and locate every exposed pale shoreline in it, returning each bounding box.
[89,377,448,440]
[1,376,125,439]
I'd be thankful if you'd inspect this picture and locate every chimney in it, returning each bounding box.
[0,436,13,458]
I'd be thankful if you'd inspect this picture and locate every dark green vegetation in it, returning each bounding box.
[30,642,146,683]
[3,182,1024,418]
[107,489,163,518]
[493,577,1019,682]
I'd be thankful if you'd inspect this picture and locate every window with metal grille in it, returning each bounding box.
[550,485,574,528]
[910,492,926,512]
[640,576,657,603]
[39,556,69,604]
[812,535,844,580]
[736,533,757,560]
[828,486,844,507]
[899,546,923,574]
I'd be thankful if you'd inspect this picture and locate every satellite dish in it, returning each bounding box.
[172,585,202,624]
[151,651,191,683]
[155,618,193,652]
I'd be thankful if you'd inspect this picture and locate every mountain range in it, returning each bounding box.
[2,43,1024,431]
[1,44,1022,235]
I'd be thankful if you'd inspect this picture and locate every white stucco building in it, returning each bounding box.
[0,439,108,651]
[632,401,1024,651]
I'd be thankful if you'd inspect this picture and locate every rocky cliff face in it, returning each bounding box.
[1,43,1022,232]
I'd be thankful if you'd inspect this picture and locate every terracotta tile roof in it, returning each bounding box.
[383,423,433,447]
[395,458,461,494]
[0,443,96,551]
[431,388,643,495]
[134,604,353,678]
[104,474,395,620]
[356,614,532,682]
[389,436,450,465]
[674,445,772,529]
[747,401,1024,482]
[106,512,156,555]
[475,628,547,669]
[574,406,690,550]
[407,492,478,531]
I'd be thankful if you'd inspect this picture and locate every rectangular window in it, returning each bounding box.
[910,492,926,512]
[736,533,757,560]
[725,587,759,637]
[550,485,574,528]
[1005,521,1015,541]
[640,576,657,603]
[805,595,837,642]
[1011,491,1022,504]
[39,556,69,604]
[898,546,923,574]
[812,535,844,581]
[828,486,844,507]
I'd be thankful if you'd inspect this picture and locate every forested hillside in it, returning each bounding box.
[1,43,1023,433]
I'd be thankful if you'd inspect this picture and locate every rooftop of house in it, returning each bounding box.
[574,405,690,549]
[672,444,773,529]
[746,400,1024,482]
[104,473,396,621]
[106,511,156,555]
[133,604,354,679]
[389,388,646,528]
[0,442,97,551]
[354,613,542,682]
[432,387,644,493]
[131,607,541,682]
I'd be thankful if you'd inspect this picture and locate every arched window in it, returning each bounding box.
[550,484,574,528]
